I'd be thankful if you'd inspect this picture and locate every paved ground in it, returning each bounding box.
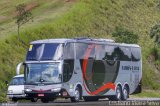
[1,98,160,106]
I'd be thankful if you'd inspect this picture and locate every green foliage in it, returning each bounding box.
[150,47,159,61]
[16,3,33,27]
[149,23,160,62]
[150,23,160,45]
[16,3,33,43]
[133,90,160,98]
[0,82,7,102]
[112,26,139,44]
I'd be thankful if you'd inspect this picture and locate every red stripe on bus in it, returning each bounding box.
[82,44,94,80]
[82,44,115,95]
[83,81,115,95]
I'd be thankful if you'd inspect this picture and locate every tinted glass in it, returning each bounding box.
[41,43,59,60]
[25,63,61,84]
[75,43,88,59]
[104,45,118,60]
[95,44,106,60]
[131,47,141,61]
[10,77,24,85]
[26,43,63,61]
[64,43,75,59]
[26,44,43,60]
[119,47,131,61]
[63,62,72,82]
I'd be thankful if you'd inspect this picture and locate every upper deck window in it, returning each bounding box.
[26,43,63,61]
[64,43,75,59]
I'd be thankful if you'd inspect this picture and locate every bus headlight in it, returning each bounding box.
[51,88,61,92]
[25,89,32,92]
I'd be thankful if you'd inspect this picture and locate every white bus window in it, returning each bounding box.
[131,48,141,61]
[119,47,131,61]
[64,43,75,59]
[75,43,88,59]
[26,44,43,60]
[42,43,61,60]
[95,45,105,60]
[104,45,118,61]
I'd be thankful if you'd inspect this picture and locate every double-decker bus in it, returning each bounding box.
[16,38,142,103]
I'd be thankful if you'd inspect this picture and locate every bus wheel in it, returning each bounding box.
[115,85,122,101]
[83,97,99,102]
[41,98,49,103]
[71,87,81,102]
[122,86,129,101]
[108,85,122,101]
[31,98,38,102]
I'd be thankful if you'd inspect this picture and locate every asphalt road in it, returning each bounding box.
[1,98,160,106]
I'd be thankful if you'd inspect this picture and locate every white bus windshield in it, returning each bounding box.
[25,63,61,84]
[26,43,63,61]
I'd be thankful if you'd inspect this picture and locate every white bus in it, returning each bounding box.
[16,38,142,103]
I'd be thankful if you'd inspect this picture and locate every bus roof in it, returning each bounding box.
[30,38,140,48]
[30,38,72,44]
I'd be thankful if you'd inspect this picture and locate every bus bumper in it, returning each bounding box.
[25,89,70,99]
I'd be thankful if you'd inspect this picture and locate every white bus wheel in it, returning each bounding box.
[122,86,129,100]
[71,87,81,102]
[108,85,122,101]
[115,85,122,101]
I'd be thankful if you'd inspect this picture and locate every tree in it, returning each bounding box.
[15,3,33,43]
[112,26,139,44]
[150,24,160,46]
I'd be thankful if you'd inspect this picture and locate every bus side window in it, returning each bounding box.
[64,43,74,59]
[63,63,71,82]
[131,48,141,61]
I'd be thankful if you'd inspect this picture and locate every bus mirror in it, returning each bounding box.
[16,62,23,75]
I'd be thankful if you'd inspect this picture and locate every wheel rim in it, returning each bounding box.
[116,88,121,100]
[123,88,128,100]
[75,89,80,101]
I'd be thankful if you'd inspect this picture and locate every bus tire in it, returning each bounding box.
[108,85,122,101]
[41,98,49,103]
[71,87,81,102]
[83,97,99,102]
[115,85,122,101]
[122,86,129,101]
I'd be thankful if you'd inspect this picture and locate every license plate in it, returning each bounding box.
[38,94,44,97]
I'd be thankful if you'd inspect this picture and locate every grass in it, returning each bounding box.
[0,0,74,40]
[131,90,160,98]
[0,0,160,102]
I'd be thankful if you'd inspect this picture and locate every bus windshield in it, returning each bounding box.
[25,63,62,84]
[26,43,63,61]
[10,77,24,85]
